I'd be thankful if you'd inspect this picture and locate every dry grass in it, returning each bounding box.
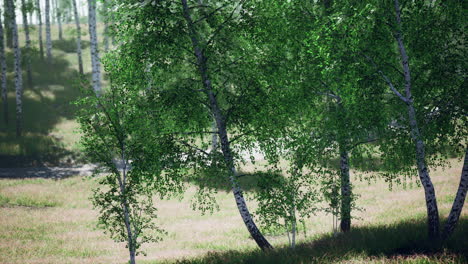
[0,158,466,264]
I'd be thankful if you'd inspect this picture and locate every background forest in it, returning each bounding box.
[0,0,466,264]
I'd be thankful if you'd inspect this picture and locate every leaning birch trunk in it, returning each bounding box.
[339,146,351,232]
[45,0,52,63]
[87,0,101,95]
[393,0,440,239]
[7,0,23,137]
[72,0,83,75]
[290,204,296,249]
[36,0,44,60]
[442,148,468,240]
[180,0,273,251]
[0,9,7,125]
[21,0,32,88]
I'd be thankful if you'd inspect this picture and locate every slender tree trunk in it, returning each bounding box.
[45,0,52,63]
[180,0,273,251]
[0,9,7,125]
[442,148,468,240]
[290,205,296,249]
[36,0,44,60]
[394,0,440,239]
[339,146,351,232]
[117,148,137,264]
[21,0,33,88]
[72,0,83,75]
[211,118,218,151]
[87,0,101,94]
[7,0,23,137]
[3,1,12,48]
[56,0,62,40]
[102,1,109,52]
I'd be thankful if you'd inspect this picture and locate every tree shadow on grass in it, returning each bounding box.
[173,218,468,264]
[52,38,90,53]
[0,48,89,167]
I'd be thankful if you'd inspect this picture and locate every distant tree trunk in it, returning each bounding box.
[45,0,52,63]
[393,0,440,239]
[72,0,83,75]
[36,0,44,60]
[0,9,7,125]
[7,0,23,137]
[21,0,33,88]
[87,0,101,94]
[3,1,12,48]
[181,0,273,251]
[56,0,62,40]
[442,148,468,240]
[290,205,296,249]
[339,146,351,232]
[102,1,109,52]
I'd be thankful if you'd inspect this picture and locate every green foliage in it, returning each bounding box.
[254,167,319,247]
[75,75,185,257]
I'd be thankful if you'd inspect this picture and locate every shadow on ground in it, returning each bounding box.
[0,47,88,167]
[173,218,468,264]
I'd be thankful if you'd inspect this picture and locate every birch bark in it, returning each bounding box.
[339,147,351,232]
[72,0,83,75]
[45,0,52,62]
[181,0,272,250]
[7,0,23,137]
[3,1,12,48]
[443,148,468,239]
[0,9,7,124]
[393,0,440,239]
[36,0,44,60]
[87,0,101,94]
[21,0,33,87]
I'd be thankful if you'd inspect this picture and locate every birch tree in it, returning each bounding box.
[0,7,7,124]
[55,0,62,40]
[6,0,23,137]
[21,0,33,87]
[36,0,44,60]
[72,0,83,74]
[3,1,12,48]
[107,0,274,250]
[45,0,52,62]
[76,77,181,264]
[87,0,100,94]
[326,0,466,240]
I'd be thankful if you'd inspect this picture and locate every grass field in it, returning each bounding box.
[0,158,466,264]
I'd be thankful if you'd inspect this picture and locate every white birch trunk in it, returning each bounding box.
[36,0,44,60]
[443,148,468,239]
[87,0,101,94]
[0,8,7,125]
[102,1,109,52]
[339,147,351,232]
[117,148,136,264]
[7,0,23,137]
[21,0,32,88]
[181,0,272,250]
[4,1,12,48]
[45,0,52,63]
[56,0,62,40]
[72,0,83,75]
[393,0,440,239]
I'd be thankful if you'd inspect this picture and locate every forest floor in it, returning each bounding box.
[0,158,466,264]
